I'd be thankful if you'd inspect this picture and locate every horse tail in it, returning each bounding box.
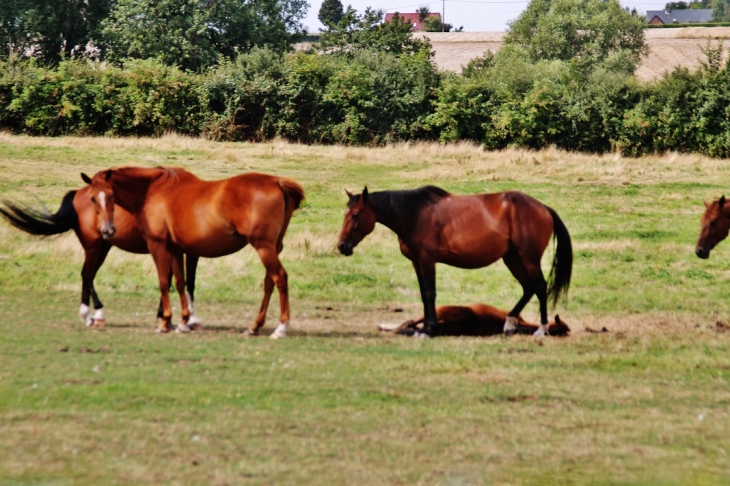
[545,206,573,307]
[277,177,305,212]
[0,191,78,236]
[274,178,305,253]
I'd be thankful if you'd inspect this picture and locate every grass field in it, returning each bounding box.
[1,134,729,485]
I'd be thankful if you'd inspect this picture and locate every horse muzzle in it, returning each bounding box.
[101,225,117,240]
[337,241,353,256]
[695,246,710,259]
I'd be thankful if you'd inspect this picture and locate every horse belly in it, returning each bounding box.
[183,235,247,258]
[438,242,507,269]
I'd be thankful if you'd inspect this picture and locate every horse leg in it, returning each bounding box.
[185,254,202,330]
[156,269,172,320]
[413,260,437,338]
[249,243,289,339]
[503,249,549,337]
[170,250,192,333]
[148,243,175,333]
[80,243,111,328]
[502,249,536,336]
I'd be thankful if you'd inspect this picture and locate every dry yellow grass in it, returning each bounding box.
[416,28,730,80]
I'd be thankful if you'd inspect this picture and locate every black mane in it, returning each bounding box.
[367,186,450,221]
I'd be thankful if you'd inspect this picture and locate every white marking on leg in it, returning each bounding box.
[90,308,105,327]
[185,291,194,314]
[270,322,288,339]
[176,323,191,333]
[533,323,549,337]
[185,291,202,330]
[503,316,518,334]
[79,304,90,324]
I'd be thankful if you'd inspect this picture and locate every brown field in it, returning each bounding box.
[418,27,730,80]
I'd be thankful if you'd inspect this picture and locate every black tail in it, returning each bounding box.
[546,206,572,307]
[0,191,78,236]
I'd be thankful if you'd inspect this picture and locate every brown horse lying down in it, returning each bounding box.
[379,303,570,337]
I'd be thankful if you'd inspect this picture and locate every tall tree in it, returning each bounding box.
[417,6,430,22]
[101,0,308,70]
[505,0,647,74]
[319,0,344,26]
[319,8,432,57]
[1,0,112,63]
[714,0,730,21]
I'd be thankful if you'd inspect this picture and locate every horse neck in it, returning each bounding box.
[110,167,165,213]
[368,191,418,236]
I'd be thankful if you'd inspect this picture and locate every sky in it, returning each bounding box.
[302,1,673,33]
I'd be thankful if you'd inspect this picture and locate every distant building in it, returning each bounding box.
[646,9,713,25]
[384,12,442,31]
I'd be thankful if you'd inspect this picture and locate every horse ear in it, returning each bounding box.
[81,173,91,185]
[105,169,113,181]
[362,186,369,203]
[345,188,353,199]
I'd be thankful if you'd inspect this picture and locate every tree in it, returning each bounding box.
[319,8,432,57]
[1,0,112,64]
[504,0,647,74]
[100,0,308,71]
[714,0,730,21]
[319,0,345,26]
[664,1,710,9]
[417,6,431,23]
[423,16,453,32]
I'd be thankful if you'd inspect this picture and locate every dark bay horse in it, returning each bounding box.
[337,186,572,337]
[84,167,304,336]
[379,303,570,337]
[1,188,200,328]
[695,195,730,259]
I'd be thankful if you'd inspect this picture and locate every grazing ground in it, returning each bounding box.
[417,28,730,80]
[0,135,729,485]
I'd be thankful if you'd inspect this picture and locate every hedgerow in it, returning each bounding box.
[1,48,730,157]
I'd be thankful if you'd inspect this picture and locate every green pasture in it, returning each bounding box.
[0,136,729,484]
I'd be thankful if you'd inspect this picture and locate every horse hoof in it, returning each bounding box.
[269,323,288,340]
[413,332,431,339]
[242,328,259,337]
[89,318,105,329]
[188,315,203,330]
[156,326,171,334]
[504,329,516,337]
[176,323,191,334]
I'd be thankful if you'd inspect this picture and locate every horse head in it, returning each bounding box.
[337,187,376,256]
[82,170,116,240]
[696,196,730,259]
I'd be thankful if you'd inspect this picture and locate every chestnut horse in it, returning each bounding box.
[338,186,572,337]
[0,189,200,328]
[696,195,730,259]
[83,167,304,336]
[379,303,570,337]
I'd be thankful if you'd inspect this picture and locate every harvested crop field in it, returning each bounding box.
[419,27,730,80]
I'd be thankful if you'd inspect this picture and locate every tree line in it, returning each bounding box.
[0,0,308,70]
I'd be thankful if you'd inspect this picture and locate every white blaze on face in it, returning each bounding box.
[98,191,107,213]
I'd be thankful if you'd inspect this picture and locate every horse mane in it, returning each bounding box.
[368,186,450,221]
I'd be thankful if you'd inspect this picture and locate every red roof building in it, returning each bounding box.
[384,12,442,31]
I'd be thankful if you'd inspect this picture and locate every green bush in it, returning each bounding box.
[2,49,730,157]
